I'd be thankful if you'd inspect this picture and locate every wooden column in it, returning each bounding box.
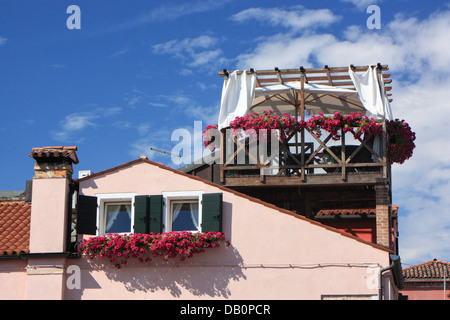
[300,71,305,181]
[375,185,391,248]
[220,129,226,184]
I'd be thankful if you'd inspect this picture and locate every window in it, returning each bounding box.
[97,193,136,235]
[104,202,132,234]
[169,200,199,232]
[76,193,136,236]
[137,191,222,234]
[163,191,202,232]
[77,192,222,235]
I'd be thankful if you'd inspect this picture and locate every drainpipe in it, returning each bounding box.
[444,264,447,301]
[379,261,395,300]
[379,254,403,300]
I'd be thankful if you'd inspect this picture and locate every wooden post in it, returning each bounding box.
[341,128,346,180]
[220,129,225,184]
[382,120,388,179]
[300,72,305,181]
[300,70,305,121]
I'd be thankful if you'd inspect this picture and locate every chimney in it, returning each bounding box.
[28,146,78,253]
[26,146,78,300]
[375,185,391,249]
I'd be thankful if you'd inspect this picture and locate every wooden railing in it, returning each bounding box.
[220,123,391,186]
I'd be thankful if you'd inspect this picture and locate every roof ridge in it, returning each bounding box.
[76,157,393,253]
[402,259,450,280]
[403,259,450,270]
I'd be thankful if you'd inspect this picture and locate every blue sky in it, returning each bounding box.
[1,0,450,266]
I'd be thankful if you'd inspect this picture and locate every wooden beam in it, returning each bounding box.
[274,67,284,84]
[325,65,333,86]
[222,173,386,187]
[217,64,394,102]
[217,65,390,77]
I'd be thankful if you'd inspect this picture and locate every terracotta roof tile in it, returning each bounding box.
[403,259,450,280]
[29,146,79,164]
[0,202,31,255]
[316,206,398,217]
[316,208,377,217]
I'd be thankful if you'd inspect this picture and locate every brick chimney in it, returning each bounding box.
[28,146,78,253]
[375,185,391,249]
[26,146,79,299]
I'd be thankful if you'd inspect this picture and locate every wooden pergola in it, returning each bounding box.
[218,64,392,120]
[216,64,393,187]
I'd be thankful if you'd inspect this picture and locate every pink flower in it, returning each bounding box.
[78,231,228,268]
[203,111,415,165]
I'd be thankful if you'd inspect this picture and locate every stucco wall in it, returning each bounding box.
[67,160,391,299]
[401,283,448,300]
[0,160,394,300]
[0,260,27,300]
[29,178,69,253]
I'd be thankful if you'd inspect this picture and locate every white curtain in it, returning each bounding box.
[172,203,183,224]
[349,65,393,158]
[348,65,393,121]
[172,202,199,231]
[218,71,257,130]
[190,202,199,230]
[106,204,131,232]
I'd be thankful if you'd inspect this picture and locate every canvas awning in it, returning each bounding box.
[217,65,393,130]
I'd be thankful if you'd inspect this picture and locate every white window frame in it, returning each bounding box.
[162,191,204,233]
[95,193,137,235]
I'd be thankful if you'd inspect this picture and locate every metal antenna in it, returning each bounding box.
[150,147,182,168]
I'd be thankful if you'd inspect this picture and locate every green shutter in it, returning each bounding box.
[134,195,149,234]
[201,193,223,232]
[76,195,98,235]
[149,195,164,234]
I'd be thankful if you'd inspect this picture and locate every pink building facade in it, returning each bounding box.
[401,259,450,300]
[0,146,403,300]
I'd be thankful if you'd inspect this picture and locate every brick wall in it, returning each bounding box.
[375,185,391,248]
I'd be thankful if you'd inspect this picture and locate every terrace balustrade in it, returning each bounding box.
[219,122,391,187]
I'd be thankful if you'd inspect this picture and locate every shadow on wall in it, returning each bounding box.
[77,245,245,299]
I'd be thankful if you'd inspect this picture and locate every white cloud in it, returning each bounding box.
[123,88,150,109]
[136,123,151,136]
[156,94,219,124]
[148,102,167,108]
[48,64,66,69]
[234,8,450,74]
[108,47,130,59]
[64,113,96,131]
[190,49,223,67]
[236,33,336,69]
[129,128,174,161]
[317,11,450,75]
[125,95,141,107]
[52,107,123,142]
[340,0,379,11]
[196,82,218,91]
[92,0,234,36]
[153,35,218,55]
[52,112,99,142]
[158,94,194,106]
[185,104,220,125]
[0,36,7,45]
[152,35,225,68]
[390,73,450,263]
[230,6,341,31]
[179,68,194,76]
